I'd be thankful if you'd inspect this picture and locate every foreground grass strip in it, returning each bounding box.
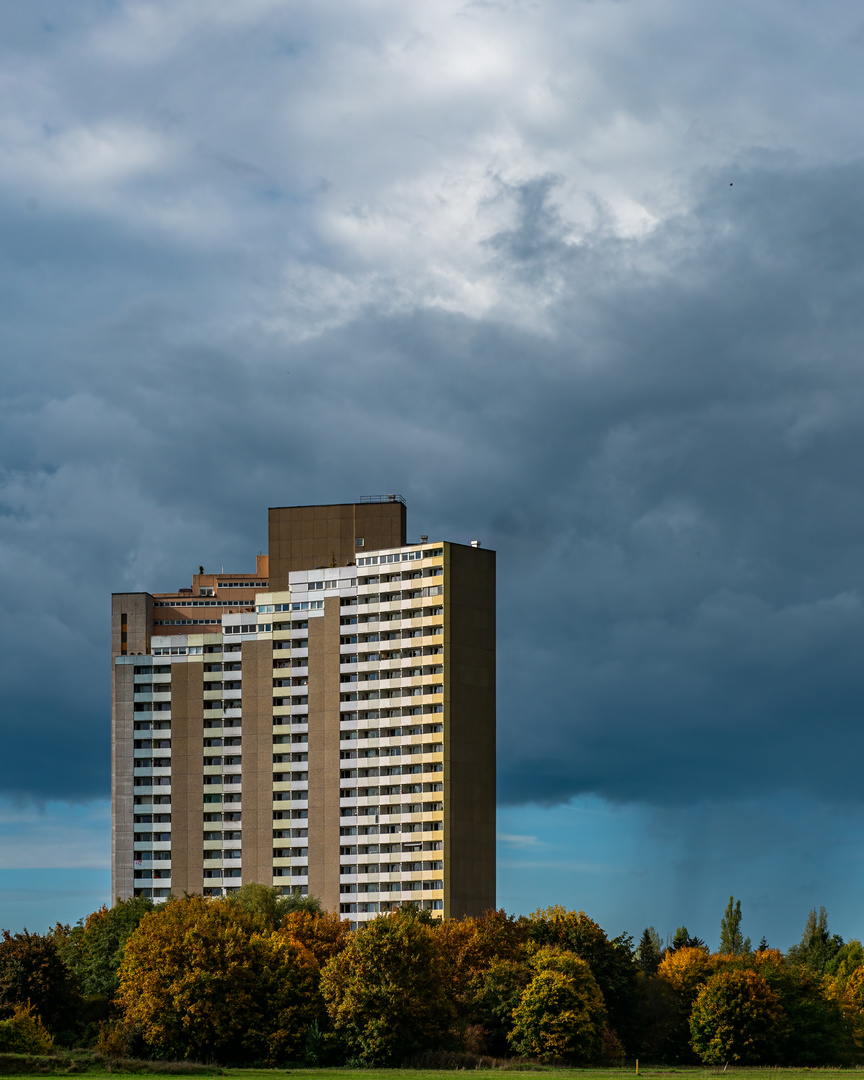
[0,1052,224,1077]
[225,1072,864,1080]
[3,1065,864,1080]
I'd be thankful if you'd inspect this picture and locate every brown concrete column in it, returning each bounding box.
[241,639,276,886]
[444,543,497,918]
[170,661,204,896]
[307,597,343,913]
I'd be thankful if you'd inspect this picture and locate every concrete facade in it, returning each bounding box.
[111,498,495,923]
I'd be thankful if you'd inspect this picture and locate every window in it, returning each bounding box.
[355,537,364,548]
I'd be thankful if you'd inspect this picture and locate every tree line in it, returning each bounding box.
[1,888,863,1066]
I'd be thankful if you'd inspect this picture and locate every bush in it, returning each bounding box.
[0,1004,54,1054]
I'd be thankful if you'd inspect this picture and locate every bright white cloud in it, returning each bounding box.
[2,0,864,944]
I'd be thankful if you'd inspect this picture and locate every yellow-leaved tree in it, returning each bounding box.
[689,969,786,1064]
[111,895,322,1064]
[508,947,607,1064]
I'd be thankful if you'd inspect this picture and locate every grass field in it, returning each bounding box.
[2,1063,863,1079]
[218,1071,864,1080]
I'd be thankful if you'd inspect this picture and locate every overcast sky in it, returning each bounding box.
[2,0,864,949]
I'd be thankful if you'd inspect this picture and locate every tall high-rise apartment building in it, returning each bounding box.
[111,497,495,922]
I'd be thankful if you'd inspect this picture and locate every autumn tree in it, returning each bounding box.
[436,909,529,1021]
[114,895,322,1064]
[523,907,638,1049]
[839,964,864,1051]
[508,947,607,1063]
[320,908,454,1065]
[719,896,751,956]
[657,946,721,999]
[0,930,78,1037]
[690,969,786,1064]
[276,909,351,967]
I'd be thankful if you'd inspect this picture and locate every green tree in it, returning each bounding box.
[113,895,322,1064]
[632,973,682,1063]
[636,927,663,974]
[508,948,607,1063]
[52,896,155,998]
[787,907,844,974]
[320,909,454,1065]
[0,930,78,1037]
[826,939,864,986]
[719,896,751,956]
[740,949,853,1065]
[669,926,707,952]
[226,883,322,928]
[690,969,786,1064]
[470,957,533,1055]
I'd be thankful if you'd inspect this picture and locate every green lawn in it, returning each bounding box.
[2,1064,864,1080]
[224,1072,864,1080]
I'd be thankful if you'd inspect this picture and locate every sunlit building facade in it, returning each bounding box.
[111,497,495,923]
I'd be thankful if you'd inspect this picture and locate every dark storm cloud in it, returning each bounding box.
[5,154,864,812]
[2,0,864,834]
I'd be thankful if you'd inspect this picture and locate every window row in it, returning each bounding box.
[340,880,442,893]
[356,549,442,566]
[339,687,443,702]
[340,667,442,682]
[341,840,442,855]
[340,860,443,874]
[339,802,443,816]
[154,600,255,608]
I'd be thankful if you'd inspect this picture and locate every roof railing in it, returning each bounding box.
[360,494,406,505]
